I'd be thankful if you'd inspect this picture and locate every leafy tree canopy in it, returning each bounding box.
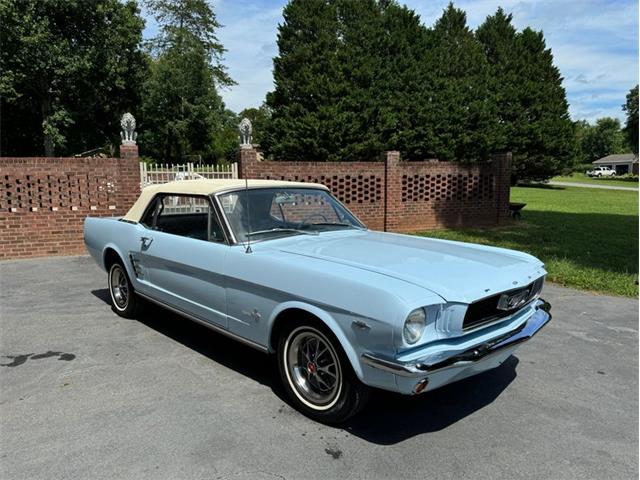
[0,0,146,156]
[140,0,234,163]
[580,117,629,162]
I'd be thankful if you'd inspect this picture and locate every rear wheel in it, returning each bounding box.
[278,322,370,424]
[108,261,141,318]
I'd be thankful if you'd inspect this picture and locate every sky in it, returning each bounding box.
[142,0,639,124]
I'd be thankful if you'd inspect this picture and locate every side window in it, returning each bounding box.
[148,195,226,243]
[140,197,159,228]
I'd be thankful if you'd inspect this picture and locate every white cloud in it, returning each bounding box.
[215,0,285,111]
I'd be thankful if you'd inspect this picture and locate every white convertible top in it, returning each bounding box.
[122,178,328,222]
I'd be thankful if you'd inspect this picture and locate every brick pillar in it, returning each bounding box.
[118,143,140,195]
[384,151,401,232]
[119,144,139,160]
[492,152,512,225]
[237,146,259,179]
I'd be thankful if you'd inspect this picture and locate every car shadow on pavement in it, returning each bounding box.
[91,289,276,387]
[342,356,518,444]
[92,288,519,445]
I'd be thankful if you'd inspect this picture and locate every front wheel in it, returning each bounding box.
[278,323,370,424]
[108,262,142,318]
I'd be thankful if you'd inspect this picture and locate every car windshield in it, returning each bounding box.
[218,188,365,242]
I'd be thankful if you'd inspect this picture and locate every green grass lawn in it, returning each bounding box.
[551,172,638,188]
[418,185,639,297]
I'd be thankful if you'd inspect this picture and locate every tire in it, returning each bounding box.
[277,321,370,424]
[107,261,142,318]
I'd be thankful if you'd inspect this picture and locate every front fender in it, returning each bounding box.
[267,301,365,379]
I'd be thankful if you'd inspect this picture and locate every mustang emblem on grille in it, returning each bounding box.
[497,288,531,311]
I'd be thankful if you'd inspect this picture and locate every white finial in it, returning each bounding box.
[239,117,252,148]
[120,113,137,145]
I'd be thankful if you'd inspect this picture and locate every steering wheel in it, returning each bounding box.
[299,213,329,225]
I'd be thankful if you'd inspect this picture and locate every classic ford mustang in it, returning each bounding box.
[84,179,551,423]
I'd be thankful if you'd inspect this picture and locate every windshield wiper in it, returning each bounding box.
[246,227,319,238]
[305,222,366,230]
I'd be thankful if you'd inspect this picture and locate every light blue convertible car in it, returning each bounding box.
[84,179,551,423]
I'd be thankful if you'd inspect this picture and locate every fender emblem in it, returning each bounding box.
[242,308,262,322]
[352,320,370,330]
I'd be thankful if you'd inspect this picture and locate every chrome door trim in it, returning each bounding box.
[136,291,269,353]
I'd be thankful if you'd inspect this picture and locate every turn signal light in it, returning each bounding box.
[413,379,429,394]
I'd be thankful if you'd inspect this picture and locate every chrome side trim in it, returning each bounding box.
[136,291,269,353]
[362,299,552,378]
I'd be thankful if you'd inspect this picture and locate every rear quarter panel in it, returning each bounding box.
[83,217,141,284]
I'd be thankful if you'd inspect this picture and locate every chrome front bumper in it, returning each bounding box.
[361,299,552,378]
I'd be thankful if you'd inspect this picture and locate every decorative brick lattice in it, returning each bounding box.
[1,174,118,210]
[239,149,511,232]
[0,156,140,260]
[263,174,383,205]
[401,173,495,202]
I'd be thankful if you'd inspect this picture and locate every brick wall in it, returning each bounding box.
[239,148,511,232]
[239,148,387,230]
[0,146,511,260]
[0,147,140,260]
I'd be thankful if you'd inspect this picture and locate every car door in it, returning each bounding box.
[132,193,229,328]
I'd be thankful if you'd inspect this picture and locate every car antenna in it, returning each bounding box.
[244,177,252,254]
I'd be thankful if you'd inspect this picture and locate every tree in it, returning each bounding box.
[334,0,429,160]
[264,0,343,161]
[210,108,240,163]
[424,4,499,162]
[140,0,233,163]
[623,85,638,154]
[572,119,593,166]
[0,0,147,156]
[582,117,627,162]
[477,9,575,181]
[265,2,500,163]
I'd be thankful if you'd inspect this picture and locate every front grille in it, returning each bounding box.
[463,277,544,330]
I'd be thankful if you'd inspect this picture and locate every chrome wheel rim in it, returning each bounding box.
[109,265,128,310]
[285,327,342,410]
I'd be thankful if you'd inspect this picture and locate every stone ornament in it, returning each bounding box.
[121,112,137,145]
[239,117,252,148]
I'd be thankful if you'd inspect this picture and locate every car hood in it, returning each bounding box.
[274,230,546,304]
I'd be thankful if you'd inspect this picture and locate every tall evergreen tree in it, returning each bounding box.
[424,4,498,162]
[477,10,575,181]
[266,0,426,161]
[0,0,146,156]
[141,0,233,163]
[336,0,428,160]
[623,85,638,154]
[264,0,343,161]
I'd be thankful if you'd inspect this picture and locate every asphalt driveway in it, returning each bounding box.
[0,256,637,480]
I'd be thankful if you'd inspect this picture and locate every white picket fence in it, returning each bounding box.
[139,162,238,188]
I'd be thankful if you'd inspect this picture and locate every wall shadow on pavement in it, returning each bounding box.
[92,288,518,445]
[342,356,518,445]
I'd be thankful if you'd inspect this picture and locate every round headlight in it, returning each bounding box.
[403,308,427,344]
